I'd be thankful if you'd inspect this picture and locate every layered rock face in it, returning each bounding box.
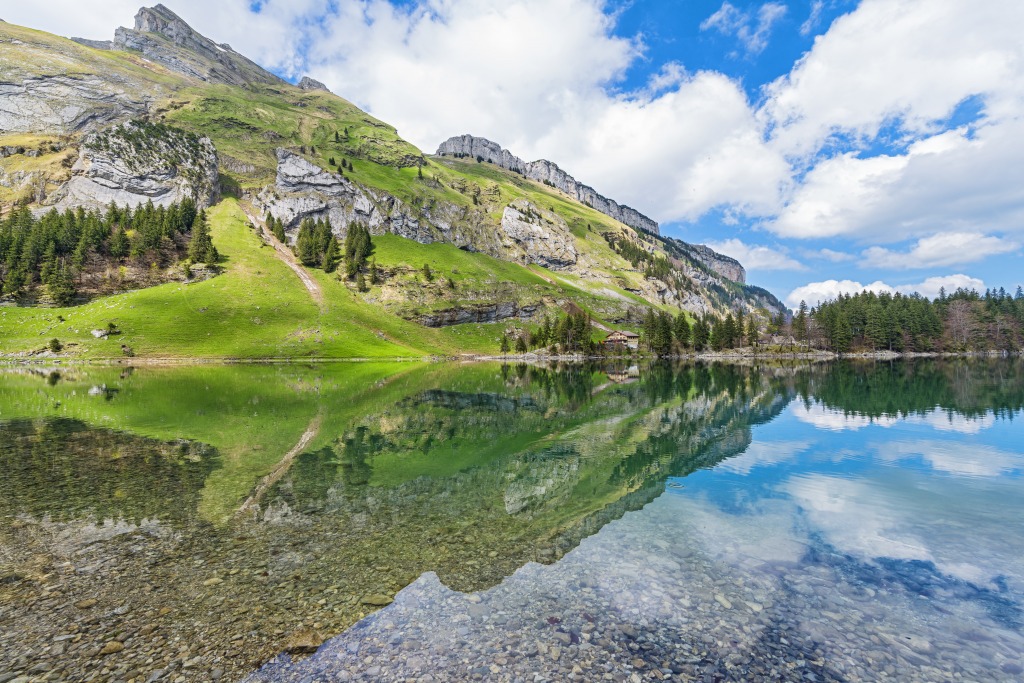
[669,240,745,284]
[45,120,218,211]
[436,135,660,237]
[0,75,150,134]
[113,5,285,87]
[499,199,577,270]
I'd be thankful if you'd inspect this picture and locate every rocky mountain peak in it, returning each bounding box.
[133,4,194,44]
[112,5,285,87]
[299,76,330,93]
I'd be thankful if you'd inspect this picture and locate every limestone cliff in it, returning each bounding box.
[113,5,286,87]
[499,199,577,270]
[436,134,660,237]
[666,239,745,285]
[44,120,218,211]
[0,22,156,133]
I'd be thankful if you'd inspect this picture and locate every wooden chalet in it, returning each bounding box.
[603,330,640,350]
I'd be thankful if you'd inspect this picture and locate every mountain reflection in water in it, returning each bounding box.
[1,360,1022,682]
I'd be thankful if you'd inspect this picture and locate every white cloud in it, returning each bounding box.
[717,439,811,474]
[812,248,855,263]
[763,0,1024,157]
[704,238,805,271]
[799,0,825,36]
[877,439,1021,476]
[304,3,790,224]
[792,402,900,431]
[770,123,1024,241]
[793,402,999,436]
[784,475,934,563]
[8,0,1024,261]
[764,0,1024,243]
[862,232,1019,269]
[784,273,985,307]
[701,2,788,56]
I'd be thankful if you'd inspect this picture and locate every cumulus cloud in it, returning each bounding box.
[861,232,1019,269]
[764,0,1024,244]
[763,0,1024,157]
[784,273,985,308]
[9,0,1024,266]
[303,1,790,224]
[704,238,805,271]
[700,2,788,56]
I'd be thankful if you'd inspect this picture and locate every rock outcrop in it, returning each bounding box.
[112,5,286,87]
[436,134,660,236]
[298,76,329,92]
[0,74,151,134]
[258,149,497,251]
[45,120,218,211]
[418,301,540,328]
[499,199,577,270]
[667,240,746,284]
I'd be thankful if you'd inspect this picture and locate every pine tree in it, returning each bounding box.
[746,316,758,346]
[295,218,318,266]
[673,313,691,349]
[500,334,511,354]
[47,262,76,306]
[793,301,809,349]
[322,236,339,272]
[187,211,218,263]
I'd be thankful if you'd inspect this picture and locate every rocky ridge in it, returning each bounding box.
[112,4,286,87]
[436,134,660,237]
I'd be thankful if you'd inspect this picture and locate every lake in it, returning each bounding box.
[1,360,1022,682]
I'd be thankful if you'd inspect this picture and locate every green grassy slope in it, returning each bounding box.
[1,18,783,360]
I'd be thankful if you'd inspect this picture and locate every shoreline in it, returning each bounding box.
[0,349,1018,368]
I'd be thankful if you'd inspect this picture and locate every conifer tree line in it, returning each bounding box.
[806,288,1024,352]
[501,311,596,354]
[640,309,760,355]
[1,198,212,305]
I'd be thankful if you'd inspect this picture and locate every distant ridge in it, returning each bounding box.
[436,134,660,236]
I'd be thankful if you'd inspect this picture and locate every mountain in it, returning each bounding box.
[436,134,660,236]
[0,7,785,360]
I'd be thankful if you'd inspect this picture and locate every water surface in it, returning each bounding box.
[1,360,1022,682]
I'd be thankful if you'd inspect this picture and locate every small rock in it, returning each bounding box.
[202,578,223,587]
[360,594,393,606]
[284,628,324,654]
[74,599,98,609]
[99,641,125,656]
[714,594,733,609]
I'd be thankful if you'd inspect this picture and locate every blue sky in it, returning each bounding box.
[15,0,1024,308]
